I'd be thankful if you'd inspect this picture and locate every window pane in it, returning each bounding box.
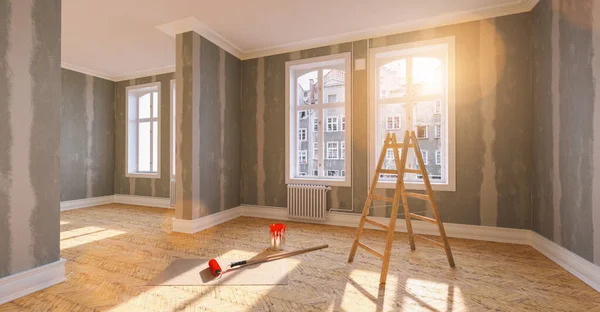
[377,103,407,181]
[323,108,345,179]
[139,93,151,119]
[138,122,151,172]
[412,57,442,96]
[296,109,318,178]
[297,71,318,106]
[152,92,159,118]
[380,59,406,99]
[412,101,442,180]
[152,121,158,172]
[323,69,345,103]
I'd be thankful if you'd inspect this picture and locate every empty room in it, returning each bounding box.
[2,0,600,311]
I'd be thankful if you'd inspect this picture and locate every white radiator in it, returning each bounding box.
[287,184,331,220]
[170,179,176,207]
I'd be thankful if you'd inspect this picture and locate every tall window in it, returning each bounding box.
[286,53,351,186]
[370,37,455,191]
[127,82,161,178]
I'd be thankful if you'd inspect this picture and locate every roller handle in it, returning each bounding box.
[230,260,247,268]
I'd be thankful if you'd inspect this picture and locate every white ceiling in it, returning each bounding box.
[62,0,537,81]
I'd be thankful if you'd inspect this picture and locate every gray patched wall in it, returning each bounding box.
[114,73,174,198]
[61,69,115,202]
[174,32,241,220]
[0,0,61,278]
[241,13,533,229]
[532,0,600,265]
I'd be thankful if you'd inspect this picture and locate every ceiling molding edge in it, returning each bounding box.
[241,0,540,60]
[112,65,176,82]
[61,61,114,81]
[156,17,244,60]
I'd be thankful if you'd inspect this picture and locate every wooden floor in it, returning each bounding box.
[2,204,600,311]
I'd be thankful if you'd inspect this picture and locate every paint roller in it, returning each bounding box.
[208,244,329,277]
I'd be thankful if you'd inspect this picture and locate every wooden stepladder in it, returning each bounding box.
[348,130,455,284]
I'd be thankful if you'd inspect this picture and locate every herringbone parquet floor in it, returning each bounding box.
[2,204,600,311]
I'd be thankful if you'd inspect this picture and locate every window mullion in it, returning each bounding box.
[149,95,154,171]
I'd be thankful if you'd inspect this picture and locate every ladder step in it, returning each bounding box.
[364,218,389,230]
[408,213,437,223]
[405,192,430,201]
[388,143,414,149]
[370,194,395,202]
[357,242,384,259]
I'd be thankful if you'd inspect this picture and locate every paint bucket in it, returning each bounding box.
[269,223,286,251]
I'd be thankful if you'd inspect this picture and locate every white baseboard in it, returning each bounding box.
[113,194,172,209]
[172,207,243,234]
[60,195,114,211]
[61,194,173,211]
[531,232,600,292]
[0,259,66,305]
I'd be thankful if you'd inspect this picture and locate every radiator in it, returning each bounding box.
[170,179,176,207]
[287,184,331,220]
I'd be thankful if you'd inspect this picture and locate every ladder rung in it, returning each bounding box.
[378,169,399,175]
[370,194,395,202]
[357,242,384,259]
[405,192,430,201]
[412,234,444,247]
[408,213,437,223]
[364,218,389,230]
[388,143,414,148]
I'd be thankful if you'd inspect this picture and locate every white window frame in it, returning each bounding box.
[369,37,455,191]
[326,141,339,160]
[298,128,307,142]
[326,116,339,132]
[170,79,176,180]
[126,81,162,179]
[285,53,352,187]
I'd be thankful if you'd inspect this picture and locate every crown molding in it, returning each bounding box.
[112,65,176,82]
[156,16,244,60]
[61,61,114,81]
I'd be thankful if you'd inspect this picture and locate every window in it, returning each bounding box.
[298,150,307,164]
[435,150,442,165]
[286,53,351,186]
[126,82,161,178]
[386,116,401,130]
[416,125,428,139]
[327,142,339,159]
[327,170,340,177]
[326,116,339,132]
[298,110,308,119]
[370,37,455,191]
[421,151,428,165]
[341,170,346,177]
[170,80,176,179]
[298,128,307,141]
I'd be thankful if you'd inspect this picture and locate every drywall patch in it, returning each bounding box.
[240,59,258,205]
[592,0,600,265]
[30,0,61,267]
[85,75,94,198]
[558,0,594,261]
[479,19,498,227]
[7,0,35,274]
[256,57,266,206]
[552,0,563,246]
[0,0,11,278]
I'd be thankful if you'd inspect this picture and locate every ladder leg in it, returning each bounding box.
[400,188,416,250]
[348,197,372,263]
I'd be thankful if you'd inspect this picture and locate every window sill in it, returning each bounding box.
[287,178,350,187]
[126,172,161,179]
[376,181,455,192]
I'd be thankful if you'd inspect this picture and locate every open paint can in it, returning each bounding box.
[269,223,286,251]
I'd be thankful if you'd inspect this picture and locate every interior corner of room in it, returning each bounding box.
[2,0,600,310]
